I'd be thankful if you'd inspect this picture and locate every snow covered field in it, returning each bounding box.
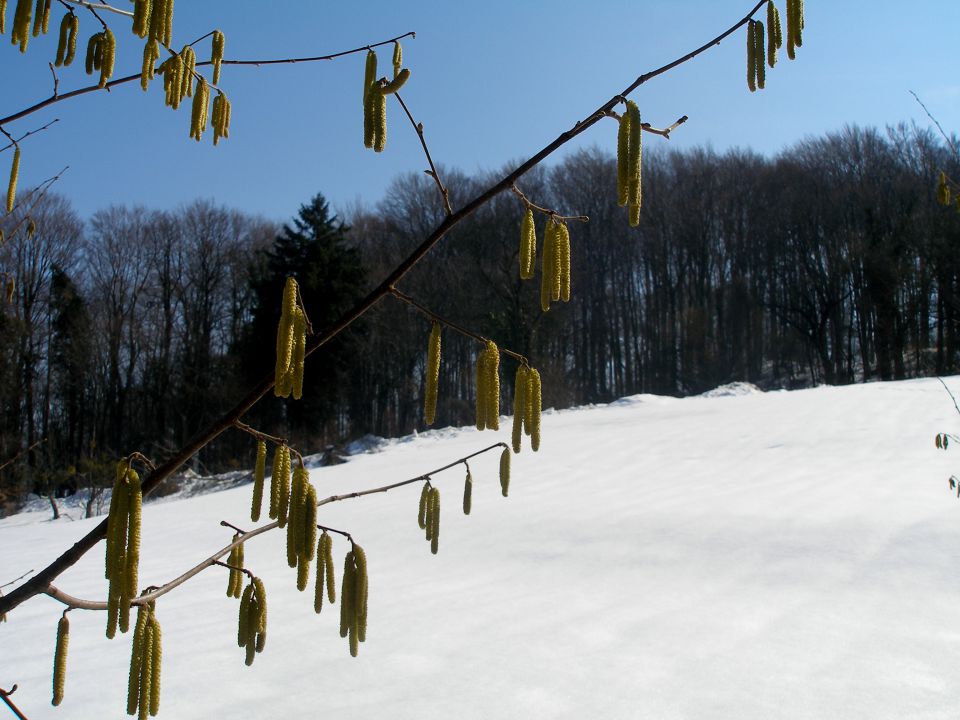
[3,377,960,719]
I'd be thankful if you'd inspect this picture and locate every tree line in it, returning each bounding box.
[1,122,957,513]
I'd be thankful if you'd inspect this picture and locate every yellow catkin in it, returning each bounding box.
[519,208,536,280]
[274,277,298,396]
[179,45,195,100]
[29,0,39,36]
[754,20,766,90]
[132,0,150,38]
[786,0,799,59]
[625,101,642,226]
[767,1,781,67]
[937,172,951,206]
[462,468,472,515]
[418,481,430,530]
[512,365,529,453]
[12,0,31,52]
[339,550,355,640]
[363,50,377,148]
[373,88,387,153]
[6,145,19,214]
[381,67,410,95]
[237,583,252,647]
[392,40,402,77]
[161,0,172,47]
[124,468,142,602]
[138,621,154,720]
[211,29,225,85]
[484,341,500,430]
[0,0,7,34]
[314,532,335,613]
[227,535,243,598]
[54,11,70,65]
[557,222,571,302]
[84,31,99,74]
[253,577,267,649]
[475,348,488,431]
[616,105,631,207]
[354,544,368,644]
[287,467,305,567]
[528,367,542,451]
[424,321,441,425]
[98,28,115,88]
[300,478,317,565]
[128,607,148,715]
[499,447,511,497]
[52,614,69,706]
[540,219,556,312]
[277,445,291,527]
[251,440,266,521]
[747,21,757,92]
[212,92,231,145]
[429,487,440,555]
[189,76,209,141]
[148,615,162,716]
[269,444,282,520]
[291,307,306,400]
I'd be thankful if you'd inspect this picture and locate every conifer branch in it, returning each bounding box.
[0,2,769,618]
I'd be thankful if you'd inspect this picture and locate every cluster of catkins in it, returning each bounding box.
[106,460,143,639]
[363,41,410,152]
[127,602,163,718]
[747,0,803,92]
[274,277,308,399]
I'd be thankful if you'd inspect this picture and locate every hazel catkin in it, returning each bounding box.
[6,145,19,214]
[429,486,440,555]
[424,321,441,425]
[499,447,511,497]
[519,208,536,280]
[767,0,782,67]
[52,614,69,706]
[418,481,430,530]
[528,367,542,452]
[211,29,225,85]
[462,467,472,515]
[251,439,266,521]
[512,365,529,453]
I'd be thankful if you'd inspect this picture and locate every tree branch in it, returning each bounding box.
[393,91,452,216]
[0,1,767,617]
[42,442,506,611]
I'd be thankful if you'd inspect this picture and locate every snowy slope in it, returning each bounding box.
[3,377,960,719]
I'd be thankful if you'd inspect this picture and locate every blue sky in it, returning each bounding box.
[2,1,958,224]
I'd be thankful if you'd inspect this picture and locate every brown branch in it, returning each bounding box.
[910,91,960,161]
[604,110,689,140]
[0,31,416,127]
[232,421,303,466]
[393,91,452,216]
[511,184,589,223]
[0,2,766,618]
[0,438,46,473]
[219,520,248,535]
[317,524,352,540]
[2,166,70,236]
[63,0,131,17]
[0,686,28,720]
[41,442,506,611]
[389,286,530,366]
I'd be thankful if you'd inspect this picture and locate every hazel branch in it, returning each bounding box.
[393,91,453,216]
[41,442,507,611]
[0,686,28,720]
[389,286,530,366]
[511,184,589,223]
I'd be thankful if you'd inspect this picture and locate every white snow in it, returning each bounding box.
[3,377,960,719]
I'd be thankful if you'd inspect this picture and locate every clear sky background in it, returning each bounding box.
[2,1,958,224]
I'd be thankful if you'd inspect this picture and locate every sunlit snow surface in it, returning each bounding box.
[3,378,960,719]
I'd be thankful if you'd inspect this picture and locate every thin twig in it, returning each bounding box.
[62,0,130,17]
[910,90,960,160]
[0,439,46,473]
[604,110,689,140]
[2,166,70,236]
[393,91,452,216]
[1,2,767,618]
[0,31,416,126]
[41,442,507,611]
[0,570,34,591]
[232,420,287,447]
[219,520,248,536]
[317,524,352,540]
[212,560,255,583]
[511,185,589,223]
[389,286,530,366]
[937,377,960,417]
[47,64,59,98]
[0,118,59,153]
[0,686,28,720]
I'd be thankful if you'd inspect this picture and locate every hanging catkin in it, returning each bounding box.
[226,534,244,598]
[238,577,268,665]
[424,321,441,425]
[11,0,31,52]
[277,445,291,528]
[212,91,231,145]
[754,20,766,90]
[429,487,440,555]
[54,12,75,66]
[512,365,529,453]
[30,0,49,38]
[314,531,336,613]
[291,307,306,399]
[211,29,225,84]
[52,614,69,706]
[127,602,162,718]
[6,145,19,214]
[418,481,430,530]
[767,1,782,67]
[274,277,305,398]
[519,208,536,280]
[106,460,142,639]
[372,86,387,152]
[557,222,571,302]
[251,439,266,521]
[625,101,642,226]
[381,68,410,95]
[462,467,472,515]
[475,341,500,430]
[363,49,377,148]
[392,40,402,77]
[528,367,542,451]
[132,0,149,38]
[786,0,803,59]
[938,172,952,206]
[540,218,557,312]
[746,21,757,92]
[499,447,511,497]
[189,76,210,141]
[338,544,369,656]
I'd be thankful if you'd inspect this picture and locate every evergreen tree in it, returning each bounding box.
[240,194,366,448]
